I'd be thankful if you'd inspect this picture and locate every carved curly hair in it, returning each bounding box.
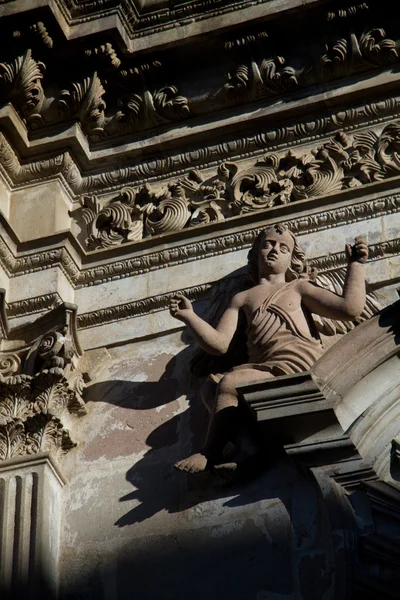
[247,224,305,283]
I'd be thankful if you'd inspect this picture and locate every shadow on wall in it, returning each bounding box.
[83,338,213,526]
[82,334,291,528]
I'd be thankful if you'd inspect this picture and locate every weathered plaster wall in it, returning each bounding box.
[59,333,335,600]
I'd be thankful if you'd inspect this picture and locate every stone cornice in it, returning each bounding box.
[2,75,400,199]
[1,182,400,290]
[0,1,399,163]
[75,237,400,328]
[1,79,400,234]
[0,0,329,51]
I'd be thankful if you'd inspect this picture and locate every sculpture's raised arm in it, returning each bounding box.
[169,293,243,356]
[300,237,368,320]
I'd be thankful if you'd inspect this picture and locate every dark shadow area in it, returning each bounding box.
[1,577,57,600]
[379,298,400,344]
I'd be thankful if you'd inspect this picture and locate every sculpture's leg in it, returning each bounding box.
[174,369,273,473]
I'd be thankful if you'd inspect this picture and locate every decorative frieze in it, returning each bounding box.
[1,191,400,288]
[0,4,400,147]
[6,293,62,319]
[75,122,400,246]
[2,92,400,197]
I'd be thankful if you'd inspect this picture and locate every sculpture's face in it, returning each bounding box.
[258,229,294,276]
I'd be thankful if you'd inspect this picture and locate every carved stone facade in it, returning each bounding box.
[0,1,400,599]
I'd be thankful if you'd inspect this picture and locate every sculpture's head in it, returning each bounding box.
[247,224,305,283]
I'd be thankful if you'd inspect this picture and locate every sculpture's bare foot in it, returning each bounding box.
[214,461,237,472]
[174,453,208,473]
[213,461,238,481]
[214,453,265,483]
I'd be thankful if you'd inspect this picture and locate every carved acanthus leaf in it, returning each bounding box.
[25,413,75,458]
[260,56,298,94]
[58,72,106,135]
[0,376,34,425]
[0,315,86,461]
[360,29,398,66]
[320,38,350,78]
[0,49,45,119]
[0,421,26,460]
[33,372,86,418]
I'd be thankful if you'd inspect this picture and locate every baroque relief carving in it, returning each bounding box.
[0,90,400,195]
[76,122,400,247]
[0,49,45,122]
[1,195,400,289]
[0,302,87,462]
[1,10,399,141]
[57,72,107,136]
[2,91,400,195]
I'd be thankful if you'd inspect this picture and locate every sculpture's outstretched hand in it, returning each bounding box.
[346,236,368,264]
[169,294,193,322]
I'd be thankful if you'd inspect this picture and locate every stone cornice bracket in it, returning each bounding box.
[0,298,87,465]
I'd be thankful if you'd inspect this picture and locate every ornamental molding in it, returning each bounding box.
[2,88,400,199]
[0,0,362,48]
[2,233,396,331]
[0,301,87,462]
[0,4,399,150]
[1,186,400,288]
[74,120,400,246]
[6,293,63,319]
[75,237,400,328]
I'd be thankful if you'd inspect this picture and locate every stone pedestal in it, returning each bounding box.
[0,453,66,599]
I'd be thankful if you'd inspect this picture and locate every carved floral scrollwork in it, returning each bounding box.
[260,56,298,94]
[359,29,399,65]
[76,119,400,246]
[320,28,399,80]
[80,187,153,248]
[153,86,191,120]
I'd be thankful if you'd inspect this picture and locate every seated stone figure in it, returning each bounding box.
[170,224,368,474]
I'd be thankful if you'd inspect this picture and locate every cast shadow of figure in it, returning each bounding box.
[84,336,218,525]
[84,329,286,527]
[111,335,248,527]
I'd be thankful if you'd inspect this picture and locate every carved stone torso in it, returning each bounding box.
[240,280,312,338]
[238,280,323,375]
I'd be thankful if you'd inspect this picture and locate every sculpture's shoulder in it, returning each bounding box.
[230,288,250,309]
